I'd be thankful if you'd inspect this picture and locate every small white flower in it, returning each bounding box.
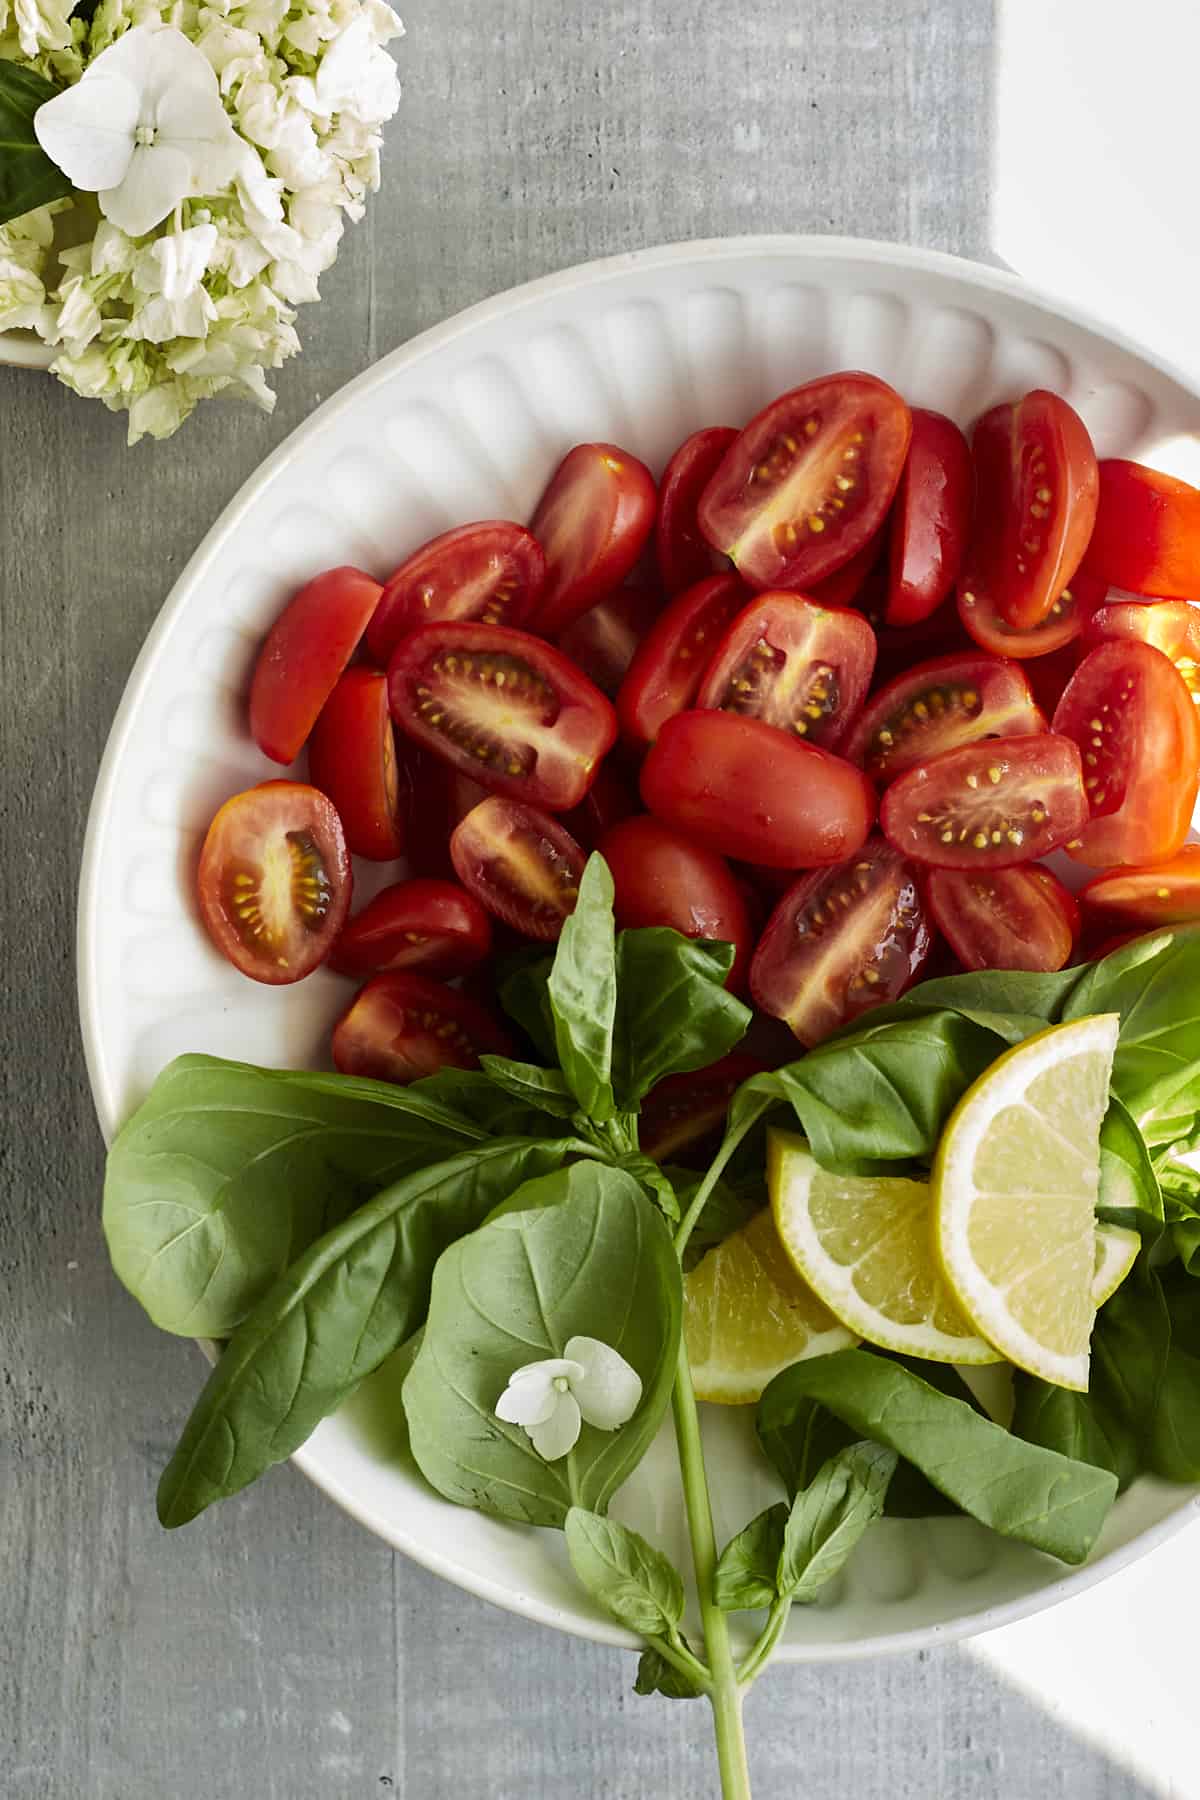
[495,1336,643,1462]
[128,221,218,340]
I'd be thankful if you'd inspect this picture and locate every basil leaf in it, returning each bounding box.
[1146,1274,1200,1482]
[612,929,751,1108]
[634,1648,703,1701]
[779,1441,896,1603]
[714,1503,787,1611]
[484,1158,612,1222]
[548,855,618,1121]
[155,1138,584,1526]
[103,1055,488,1339]
[1097,1096,1164,1238]
[1064,928,1200,1140]
[672,1167,764,1267]
[497,949,557,1062]
[0,63,72,229]
[1011,1377,1131,1490]
[622,1151,681,1222]
[565,1508,685,1636]
[887,965,1085,1034]
[478,1055,578,1117]
[403,1166,681,1527]
[410,1065,563,1136]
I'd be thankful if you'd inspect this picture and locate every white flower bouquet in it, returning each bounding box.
[0,0,403,440]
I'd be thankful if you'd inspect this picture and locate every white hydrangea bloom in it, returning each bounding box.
[0,203,58,332]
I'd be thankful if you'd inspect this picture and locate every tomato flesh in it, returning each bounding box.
[958,567,1107,660]
[640,1053,765,1164]
[366,522,545,666]
[616,573,747,749]
[330,878,492,979]
[880,734,1088,870]
[197,780,352,985]
[1079,846,1200,929]
[885,409,972,626]
[332,972,511,1084]
[558,584,661,698]
[926,866,1079,973]
[307,668,406,861]
[530,442,658,636]
[250,567,382,765]
[656,426,738,593]
[1086,600,1200,706]
[598,814,753,989]
[843,653,1045,785]
[1082,460,1200,599]
[450,796,586,940]
[695,593,876,752]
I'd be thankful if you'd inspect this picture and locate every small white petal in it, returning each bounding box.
[35,72,140,191]
[527,1392,581,1461]
[155,78,244,192]
[564,1336,643,1431]
[99,142,193,237]
[509,1358,584,1385]
[495,1370,557,1429]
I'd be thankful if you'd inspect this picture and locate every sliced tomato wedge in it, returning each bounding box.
[958,567,1107,660]
[695,592,875,752]
[529,442,657,636]
[616,573,747,750]
[1082,459,1200,599]
[656,426,738,594]
[926,866,1079,973]
[450,796,586,940]
[885,409,972,626]
[1086,600,1200,706]
[960,392,1099,631]
[332,972,512,1084]
[197,781,352,985]
[387,621,616,813]
[558,584,661,698]
[1053,640,1200,867]
[250,566,382,765]
[329,878,492,979]
[880,734,1088,869]
[307,668,406,861]
[366,522,545,666]
[1078,847,1200,930]
[639,1053,766,1164]
[842,653,1045,785]
[698,372,912,591]
[599,814,753,989]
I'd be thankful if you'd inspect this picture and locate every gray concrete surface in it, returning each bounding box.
[0,1,1158,1794]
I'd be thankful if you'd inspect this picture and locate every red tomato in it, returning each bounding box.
[926,866,1079,973]
[656,426,738,594]
[750,837,934,1046]
[529,442,658,636]
[880,734,1088,869]
[402,753,488,881]
[561,760,639,850]
[332,972,511,1084]
[639,1053,766,1163]
[842,653,1045,785]
[695,592,876,752]
[808,535,886,610]
[307,668,406,861]
[558,584,661,698]
[1023,641,1085,719]
[1078,847,1200,929]
[366,522,545,666]
[598,814,753,989]
[698,373,912,591]
[958,568,1107,660]
[249,567,382,765]
[1053,640,1200,867]
[1086,600,1200,707]
[885,409,972,626]
[450,796,586,940]
[640,710,876,869]
[1082,460,1200,599]
[960,392,1099,631]
[616,573,747,750]
[387,621,617,813]
[329,878,492,979]
[197,781,352,985]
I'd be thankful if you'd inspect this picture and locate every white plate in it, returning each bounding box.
[78,235,1200,1660]
[0,329,54,369]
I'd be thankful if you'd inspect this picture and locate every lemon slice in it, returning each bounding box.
[1093,1222,1140,1307]
[933,1014,1120,1391]
[768,1130,1003,1365]
[684,1208,854,1404]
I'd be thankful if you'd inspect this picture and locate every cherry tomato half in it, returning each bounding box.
[598,814,753,990]
[387,621,617,813]
[698,373,912,592]
[530,442,658,637]
[329,878,492,979]
[366,522,546,666]
[558,584,661,698]
[616,573,748,750]
[1086,600,1200,707]
[640,710,877,869]
[639,1053,766,1164]
[450,796,586,940]
[1078,846,1200,930]
[695,593,876,752]
[885,409,972,626]
[197,781,352,985]
[656,426,738,594]
[307,668,406,861]
[1082,460,1200,600]
[332,972,512,1084]
[1052,640,1200,867]
[842,653,1045,785]
[749,837,934,1046]
[926,866,1079,973]
[958,567,1107,660]
[250,567,382,765]
[880,734,1088,870]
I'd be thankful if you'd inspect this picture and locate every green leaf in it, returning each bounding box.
[478,1055,578,1118]
[1147,1273,1200,1482]
[1064,928,1200,1141]
[548,855,618,1122]
[622,1152,681,1223]
[565,1508,685,1636]
[484,1158,613,1222]
[634,1648,703,1701]
[672,1166,764,1268]
[103,1055,488,1340]
[497,950,558,1062]
[713,1504,787,1611]
[156,1137,584,1527]
[1097,1096,1164,1238]
[409,1065,565,1137]
[1010,1377,1131,1490]
[612,929,751,1108]
[883,965,1085,1036]
[402,1166,682,1527]
[779,1441,897,1603]
[0,63,72,229]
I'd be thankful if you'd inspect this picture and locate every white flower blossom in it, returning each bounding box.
[495,1337,643,1462]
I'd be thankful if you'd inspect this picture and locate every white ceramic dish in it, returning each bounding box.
[0,329,54,369]
[78,235,1200,1660]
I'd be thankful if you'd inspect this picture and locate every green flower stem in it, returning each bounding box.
[674,1097,773,1260]
[737,1596,793,1687]
[647,1630,712,1691]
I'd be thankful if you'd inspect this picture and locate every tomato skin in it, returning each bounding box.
[558,584,661,698]
[366,523,545,666]
[698,373,912,591]
[329,878,492,979]
[958,568,1107,660]
[640,710,877,869]
[197,780,352,985]
[250,567,382,765]
[387,621,617,813]
[450,795,586,940]
[598,814,753,990]
[1086,600,1200,706]
[1082,460,1200,599]
[885,409,972,626]
[695,592,876,752]
[640,1052,766,1163]
[332,972,512,1085]
[530,442,658,637]
[926,866,1079,973]
[616,573,748,750]
[880,734,1089,870]
[1078,846,1200,930]
[656,426,738,593]
[843,653,1046,785]
[307,668,406,861]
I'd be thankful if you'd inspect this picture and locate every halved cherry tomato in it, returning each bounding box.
[332,972,512,1084]
[842,653,1045,785]
[1053,640,1200,867]
[749,837,934,1046]
[329,878,492,979]
[926,866,1079,973]
[656,426,738,593]
[366,522,545,666]
[695,593,875,752]
[1078,847,1200,929]
[640,710,876,869]
[250,567,382,764]
[1082,460,1200,599]
[698,373,912,591]
[530,443,657,636]
[450,796,586,940]
[958,568,1106,660]
[639,1052,766,1163]
[885,409,972,626]
[561,761,639,850]
[880,734,1088,869]
[558,584,661,697]
[387,621,617,813]
[197,781,352,985]
[307,668,406,861]
[1086,600,1200,706]
[960,392,1099,631]
[598,814,752,989]
[616,573,747,750]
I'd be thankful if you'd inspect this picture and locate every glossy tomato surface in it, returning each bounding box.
[450,796,586,940]
[387,621,616,812]
[640,710,876,868]
[197,781,352,985]
[880,733,1088,869]
[250,566,381,765]
[926,866,1079,972]
[1083,460,1200,599]
[1078,846,1200,929]
[307,667,406,860]
[695,592,875,751]
[558,584,660,698]
[598,814,752,989]
[958,567,1107,660]
[656,426,738,594]
[1086,600,1200,706]
[332,972,511,1084]
[366,523,545,666]
[885,409,972,626]
[616,573,747,749]
[843,653,1045,784]
[530,442,657,636]
[330,878,492,979]
[639,1053,766,1164]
